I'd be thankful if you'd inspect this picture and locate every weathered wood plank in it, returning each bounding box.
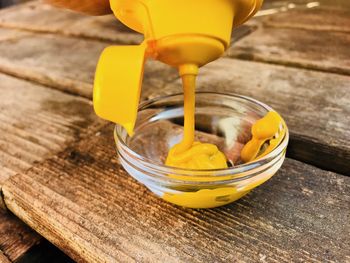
[3,124,349,262]
[0,72,103,261]
[150,58,350,175]
[0,71,102,258]
[0,28,31,42]
[0,209,40,262]
[263,7,350,32]
[0,73,50,262]
[231,24,258,43]
[0,251,11,263]
[0,73,103,190]
[0,213,73,263]
[0,33,105,98]
[260,0,350,11]
[0,253,11,263]
[0,32,177,99]
[0,1,142,43]
[227,26,350,75]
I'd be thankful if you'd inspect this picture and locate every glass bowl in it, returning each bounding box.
[114,92,289,209]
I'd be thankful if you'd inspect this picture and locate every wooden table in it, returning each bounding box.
[0,1,349,262]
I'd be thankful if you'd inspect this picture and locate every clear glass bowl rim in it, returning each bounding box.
[115,91,289,178]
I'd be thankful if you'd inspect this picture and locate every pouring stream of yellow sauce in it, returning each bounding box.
[165,74,228,170]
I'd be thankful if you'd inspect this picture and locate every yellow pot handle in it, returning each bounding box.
[93,43,147,136]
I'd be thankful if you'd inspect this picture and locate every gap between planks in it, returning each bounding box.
[0,24,117,45]
[228,53,350,77]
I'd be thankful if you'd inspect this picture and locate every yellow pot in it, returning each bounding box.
[94,0,262,135]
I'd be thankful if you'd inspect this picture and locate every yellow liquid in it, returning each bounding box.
[162,74,285,208]
[163,74,236,208]
[165,74,228,170]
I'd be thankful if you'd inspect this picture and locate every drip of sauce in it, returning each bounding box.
[240,111,286,163]
[165,74,228,170]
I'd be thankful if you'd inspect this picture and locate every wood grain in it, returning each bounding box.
[150,58,350,175]
[263,7,350,33]
[0,73,103,190]
[0,210,40,262]
[0,31,177,99]
[0,28,31,42]
[227,26,350,75]
[0,33,106,98]
[0,251,11,263]
[3,124,349,262]
[0,72,102,259]
[0,1,142,43]
[0,73,103,261]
